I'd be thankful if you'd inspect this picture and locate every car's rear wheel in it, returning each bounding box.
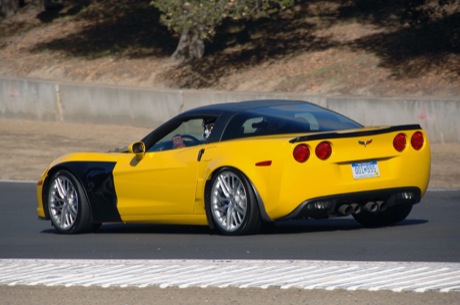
[353,203,413,227]
[46,170,93,234]
[207,168,261,235]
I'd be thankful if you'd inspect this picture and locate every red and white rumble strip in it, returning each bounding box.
[1,259,459,292]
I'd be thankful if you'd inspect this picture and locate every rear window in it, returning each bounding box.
[221,103,361,141]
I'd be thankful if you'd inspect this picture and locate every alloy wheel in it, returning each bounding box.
[210,171,248,233]
[48,175,79,231]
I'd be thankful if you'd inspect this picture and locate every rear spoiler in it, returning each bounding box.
[289,124,422,143]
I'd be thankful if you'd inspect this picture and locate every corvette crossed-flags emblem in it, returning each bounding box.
[358,139,373,147]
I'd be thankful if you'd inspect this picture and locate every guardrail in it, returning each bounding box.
[1,76,459,143]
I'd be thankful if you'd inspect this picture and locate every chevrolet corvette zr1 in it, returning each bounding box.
[37,100,430,235]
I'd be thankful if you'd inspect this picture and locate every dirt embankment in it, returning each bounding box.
[0,1,459,97]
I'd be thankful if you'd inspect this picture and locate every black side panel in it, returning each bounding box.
[54,162,122,223]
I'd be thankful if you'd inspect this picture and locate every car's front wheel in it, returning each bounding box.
[46,170,93,234]
[353,203,413,227]
[207,168,261,235]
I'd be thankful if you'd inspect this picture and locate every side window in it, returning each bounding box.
[148,118,211,152]
[241,117,264,135]
[221,115,267,140]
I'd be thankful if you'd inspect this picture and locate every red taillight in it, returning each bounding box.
[293,144,310,163]
[315,141,332,160]
[411,131,424,150]
[393,133,406,152]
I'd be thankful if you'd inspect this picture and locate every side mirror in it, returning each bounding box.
[129,141,146,160]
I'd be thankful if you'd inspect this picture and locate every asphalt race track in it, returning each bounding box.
[1,181,459,262]
[1,181,460,293]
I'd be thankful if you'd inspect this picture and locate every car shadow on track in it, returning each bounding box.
[41,218,428,235]
[264,218,428,234]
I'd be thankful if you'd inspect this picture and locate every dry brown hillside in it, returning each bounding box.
[1,0,459,97]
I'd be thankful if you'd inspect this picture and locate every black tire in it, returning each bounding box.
[353,203,413,227]
[46,170,93,234]
[207,168,261,235]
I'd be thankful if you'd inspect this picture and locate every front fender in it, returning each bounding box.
[41,161,121,223]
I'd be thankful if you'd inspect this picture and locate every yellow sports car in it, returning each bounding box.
[37,100,430,235]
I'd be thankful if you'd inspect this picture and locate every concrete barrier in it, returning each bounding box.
[1,76,459,143]
[0,77,57,121]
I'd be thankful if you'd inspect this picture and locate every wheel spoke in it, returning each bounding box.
[66,208,75,225]
[231,206,241,228]
[226,205,234,229]
[60,205,68,226]
[217,175,232,197]
[55,177,67,199]
[233,197,246,215]
[232,178,242,193]
[68,192,77,214]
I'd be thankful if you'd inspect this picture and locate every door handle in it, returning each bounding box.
[197,148,205,161]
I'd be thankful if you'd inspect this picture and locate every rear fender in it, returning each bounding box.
[204,166,273,230]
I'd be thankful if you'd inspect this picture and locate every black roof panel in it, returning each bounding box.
[182,99,311,116]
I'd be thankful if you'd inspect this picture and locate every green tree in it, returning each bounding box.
[151,0,294,62]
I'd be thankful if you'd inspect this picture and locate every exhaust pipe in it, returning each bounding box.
[338,204,352,216]
[351,203,362,214]
[363,201,379,213]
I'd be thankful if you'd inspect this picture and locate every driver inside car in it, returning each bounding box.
[203,119,215,141]
[172,134,186,148]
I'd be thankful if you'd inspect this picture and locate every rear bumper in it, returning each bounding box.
[281,187,421,220]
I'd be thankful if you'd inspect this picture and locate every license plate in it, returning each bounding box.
[352,161,380,179]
